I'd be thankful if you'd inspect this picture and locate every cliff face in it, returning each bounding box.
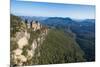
[10,15,86,66]
[10,16,48,66]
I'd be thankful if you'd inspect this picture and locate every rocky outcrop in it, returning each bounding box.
[17,36,28,49]
[11,21,48,66]
[12,48,27,65]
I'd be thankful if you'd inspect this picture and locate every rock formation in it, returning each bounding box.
[11,20,48,66]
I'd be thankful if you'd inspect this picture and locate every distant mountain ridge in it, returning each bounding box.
[20,16,95,25]
[20,16,48,22]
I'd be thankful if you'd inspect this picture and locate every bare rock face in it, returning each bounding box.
[31,39,37,51]
[18,55,27,63]
[25,31,30,40]
[16,31,25,41]
[11,30,32,66]
[11,31,29,65]
[11,21,48,66]
[31,21,41,31]
[12,48,22,56]
[17,36,28,49]
[12,48,27,66]
[13,54,27,66]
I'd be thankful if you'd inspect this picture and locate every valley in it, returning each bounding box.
[10,15,95,66]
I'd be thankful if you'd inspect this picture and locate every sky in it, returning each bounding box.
[11,0,95,19]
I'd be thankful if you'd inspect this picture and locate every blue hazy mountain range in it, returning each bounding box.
[20,16,95,27]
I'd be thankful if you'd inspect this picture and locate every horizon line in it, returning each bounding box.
[11,13,95,20]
